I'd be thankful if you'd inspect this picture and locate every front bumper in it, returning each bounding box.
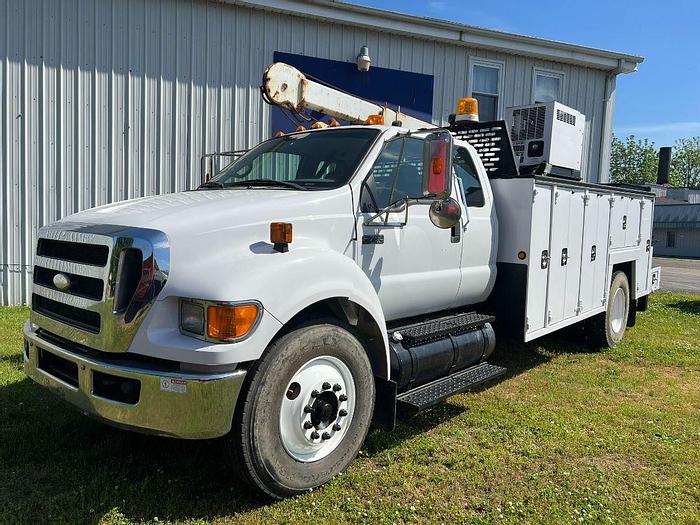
[23,321,246,439]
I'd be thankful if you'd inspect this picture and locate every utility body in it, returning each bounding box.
[23,63,659,498]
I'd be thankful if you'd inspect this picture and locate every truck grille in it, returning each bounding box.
[36,238,109,266]
[32,294,102,333]
[33,266,104,301]
[30,224,169,353]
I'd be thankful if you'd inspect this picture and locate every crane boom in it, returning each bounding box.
[262,62,434,130]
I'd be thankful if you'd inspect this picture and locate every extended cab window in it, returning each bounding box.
[205,128,379,190]
[453,147,485,207]
[361,137,424,211]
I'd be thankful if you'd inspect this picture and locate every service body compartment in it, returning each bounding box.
[489,176,654,342]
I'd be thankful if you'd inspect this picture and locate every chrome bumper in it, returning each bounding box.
[23,321,246,439]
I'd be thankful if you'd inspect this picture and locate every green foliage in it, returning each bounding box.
[1,293,700,524]
[609,134,659,185]
[671,136,700,188]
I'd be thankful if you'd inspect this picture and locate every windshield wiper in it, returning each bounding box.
[225,179,308,191]
[198,181,224,189]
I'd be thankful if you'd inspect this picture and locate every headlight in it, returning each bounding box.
[180,301,205,335]
[179,299,262,342]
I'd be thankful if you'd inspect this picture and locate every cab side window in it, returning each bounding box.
[361,137,424,212]
[453,147,485,207]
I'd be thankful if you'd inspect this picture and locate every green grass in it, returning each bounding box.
[1,293,699,524]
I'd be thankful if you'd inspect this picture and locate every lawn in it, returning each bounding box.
[1,292,698,524]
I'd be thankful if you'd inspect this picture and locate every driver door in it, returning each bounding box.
[357,135,463,321]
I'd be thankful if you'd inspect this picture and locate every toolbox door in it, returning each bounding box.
[636,197,653,295]
[609,195,628,249]
[547,187,585,326]
[625,197,642,248]
[525,184,552,334]
[577,192,611,315]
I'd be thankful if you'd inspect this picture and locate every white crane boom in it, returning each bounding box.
[262,62,435,130]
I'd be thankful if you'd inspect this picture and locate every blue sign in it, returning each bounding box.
[271,51,434,133]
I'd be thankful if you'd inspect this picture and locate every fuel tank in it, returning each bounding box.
[389,317,496,392]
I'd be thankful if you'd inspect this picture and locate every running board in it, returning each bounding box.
[396,362,506,414]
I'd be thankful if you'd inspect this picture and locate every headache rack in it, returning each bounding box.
[448,116,520,179]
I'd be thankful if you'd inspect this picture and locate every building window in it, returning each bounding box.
[533,69,565,103]
[666,231,676,248]
[469,58,504,121]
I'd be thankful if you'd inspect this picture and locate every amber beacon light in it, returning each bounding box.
[455,97,479,122]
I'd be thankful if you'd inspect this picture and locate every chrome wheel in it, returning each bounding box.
[610,287,626,334]
[279,355,356,463]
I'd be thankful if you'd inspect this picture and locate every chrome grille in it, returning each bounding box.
[30,224,169,353]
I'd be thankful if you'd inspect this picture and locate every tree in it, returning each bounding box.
[609,134,659,185]
[671,136,700,188]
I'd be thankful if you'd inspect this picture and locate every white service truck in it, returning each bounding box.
[23,63,659,498]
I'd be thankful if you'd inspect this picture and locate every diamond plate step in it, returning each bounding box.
[396,362,506,413]
[391,312,495,346]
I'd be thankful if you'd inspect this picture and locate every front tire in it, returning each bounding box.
[590,271,630,348]
[230,321,375,499]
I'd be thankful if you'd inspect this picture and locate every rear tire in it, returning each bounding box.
[230,321,375,499]
[590,271,630,348]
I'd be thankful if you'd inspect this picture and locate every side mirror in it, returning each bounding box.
[429,197,461,229]
[422,131,453,200]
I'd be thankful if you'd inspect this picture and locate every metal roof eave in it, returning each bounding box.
[230,0,643,73]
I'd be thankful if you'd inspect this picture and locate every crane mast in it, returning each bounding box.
[262,62,435,130]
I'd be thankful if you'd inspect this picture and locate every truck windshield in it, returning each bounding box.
[202,128,380,190]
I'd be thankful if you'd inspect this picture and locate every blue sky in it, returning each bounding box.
[355,0,699,147]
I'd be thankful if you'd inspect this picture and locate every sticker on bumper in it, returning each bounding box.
[160,377,187,394]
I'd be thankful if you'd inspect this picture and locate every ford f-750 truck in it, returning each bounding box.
[23,63,659,498]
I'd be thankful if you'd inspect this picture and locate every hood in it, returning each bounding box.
[59,188,350,234]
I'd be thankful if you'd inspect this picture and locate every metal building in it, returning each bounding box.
[0,0,644,305]
[653,204,700,258]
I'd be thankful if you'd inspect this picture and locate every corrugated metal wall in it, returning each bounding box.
[0,0,611,305]
[652,228,700,258]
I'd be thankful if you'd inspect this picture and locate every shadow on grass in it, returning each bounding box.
[0,378,268,524]
[0,329,599,524]
[666,299,700,315]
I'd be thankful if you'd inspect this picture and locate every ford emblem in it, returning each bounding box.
[53,273,71,291]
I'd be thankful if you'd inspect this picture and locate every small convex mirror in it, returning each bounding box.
[422,131,453,200]
[429,197,461,229]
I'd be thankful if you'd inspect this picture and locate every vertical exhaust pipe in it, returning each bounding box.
[657,146,672,185]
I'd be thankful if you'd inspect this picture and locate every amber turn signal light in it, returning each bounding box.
[270,222,293,253]
[207,304,259,340]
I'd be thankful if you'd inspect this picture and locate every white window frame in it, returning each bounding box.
[468,57,505,120]
[532,67,566,103]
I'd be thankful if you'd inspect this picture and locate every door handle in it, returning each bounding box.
[362,234,384,245]
[561,248,568,266]
[451,223,461,243]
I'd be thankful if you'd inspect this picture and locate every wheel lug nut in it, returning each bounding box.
[322,382,331,390]
[338,409,348,417]
[303,405,312,413]
[310,389,319,398]
[303,421,313,429]
[339,394,347,402]
[321,432,331,440]
[332,383,341,392]
[310,431,320,439]
[332,423,341,431]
